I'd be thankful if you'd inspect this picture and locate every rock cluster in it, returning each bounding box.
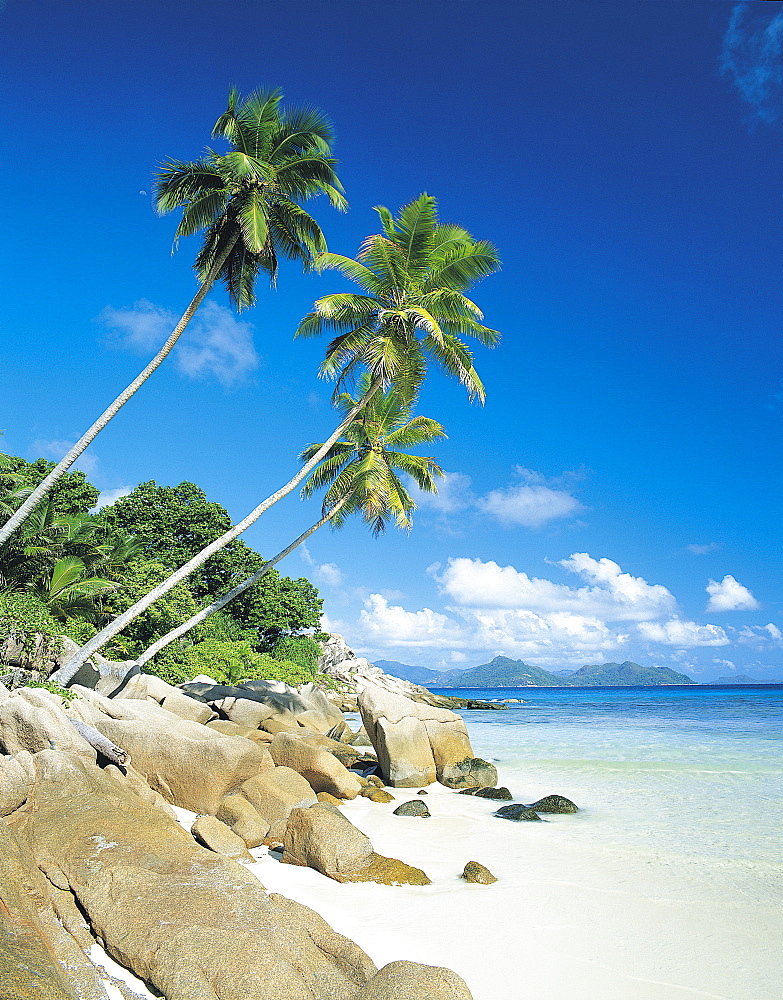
[0,674,475,998]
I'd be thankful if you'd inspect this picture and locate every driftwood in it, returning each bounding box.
[69,718,131,766]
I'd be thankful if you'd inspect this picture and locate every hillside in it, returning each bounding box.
[373,659,447,686]
[566,661,696,686]
[435,656,696,688]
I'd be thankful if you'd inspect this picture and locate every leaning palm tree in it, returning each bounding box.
[0,87,346,548]
[52,196,497,684]
[133,382,444,667]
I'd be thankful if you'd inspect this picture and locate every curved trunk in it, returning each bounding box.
[136,500,345,667]
[50,380,381,685]
[0,235,239,547]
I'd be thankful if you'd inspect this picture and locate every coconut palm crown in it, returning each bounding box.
[300,375,446,535]
[155,86,348,309]
[295,194,500,405]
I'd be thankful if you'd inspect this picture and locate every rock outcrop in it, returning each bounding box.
[358,686,480,788]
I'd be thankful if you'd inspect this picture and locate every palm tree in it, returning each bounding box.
[296,192,501,406]
[0,87,346,548]
[27,557,117,623]
[133,383,444,667]
[51,196,498,684]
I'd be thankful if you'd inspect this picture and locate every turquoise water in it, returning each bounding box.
[433,684,783,881]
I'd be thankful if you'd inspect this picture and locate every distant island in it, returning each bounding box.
[376,656,697,688]
[708,674,782,685]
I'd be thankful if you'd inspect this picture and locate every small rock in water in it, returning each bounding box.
[528,794,578,814]
[439,757,498,790]
[316,792,344,806]
[461,861,497,884]
[417,789,428,795]
[393,799,431,818]
[473,786,512,801]
[494,804,543,822]
[457,787,478,796]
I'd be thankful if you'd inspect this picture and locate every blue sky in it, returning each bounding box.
[1,1,781,680]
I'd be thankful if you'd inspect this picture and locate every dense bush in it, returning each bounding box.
[270,634,321,675]
[0,593,63,662]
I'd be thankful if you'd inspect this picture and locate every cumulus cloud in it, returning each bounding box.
[637,619,730,647]
[722,4,783,124]
[100,299,260,386]
[477,466,584,528]
[30,439,98,476]
[413,471,475,515]
[358,594,462,647]
[437,552,676,621]
[706,575,760,612]
[687,542,721,555]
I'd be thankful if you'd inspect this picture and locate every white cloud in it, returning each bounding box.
[300,543,343,588]
[100,299,259,386]
[92,487,132,510]
[358,594,462,647]
[687,542,721,555]
[30,439,98,476]
[637,619,730,647]
[764,623,783,642]
[438,553,676,621]
[705,575,760,612]
[478,483,581,528]
[722,4,783,124]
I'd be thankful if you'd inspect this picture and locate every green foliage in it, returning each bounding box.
[171,638,314,687]
[29,680,78,706]
[0,456,99,517]
[0,592,62,646]
[270,634,320,675]
[98,560,207,660]
[240,573,323,649]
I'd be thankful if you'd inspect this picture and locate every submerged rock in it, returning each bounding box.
[494,803,543,822]
[461,861,497,885]
[528,794,578,814]
[474,786,512,800]
[392,799,431,818]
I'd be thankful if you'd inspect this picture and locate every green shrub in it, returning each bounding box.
[269,634,320,677]
[0,592,62,659]
[145,638,315,688]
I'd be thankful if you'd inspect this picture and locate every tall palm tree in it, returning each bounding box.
[52,196,497,684]
[296,192,501,406]
[0,87,346,548]
[133,383,444,667]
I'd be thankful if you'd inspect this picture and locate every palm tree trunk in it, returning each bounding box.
[0,235,239,548]
[50,379,381,685]
[135,500,346,667]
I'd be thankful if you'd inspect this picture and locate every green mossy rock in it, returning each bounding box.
[393,799,431,818]
[461,861,497,884]
[528,794,578,814]
[494,804,543,822]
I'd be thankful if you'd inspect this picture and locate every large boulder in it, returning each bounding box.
[358,686,475,787]
[238,766,318,839]
[439,758,498,791]
[68,689,272,813]
[119,672,216,724]
[215,793,270,848]
[269,731,363,799]
[8,751,380,1000]
[0,818,110,1000]
[0,688,95,761]
[354,961,473,1000]
[0,753,30,816]
[282,804,431,887]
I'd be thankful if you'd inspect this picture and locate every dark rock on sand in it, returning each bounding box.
[461,861,497,884]
[439,756,498,791]
[474,786,512,800]
[392,799,431,818]
[494,803,543,822]
[528,794,578,814]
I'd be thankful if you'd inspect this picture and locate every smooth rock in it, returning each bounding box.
[9,751,381,1000]
[494,803,543,822]
[439,757,498,791]
[215,794,270,848]
[354,961,473,999]
[192,815,254,862]
[367,788,395,803]
[0,755,29,816]
[239,765,318,839]
[0,689,95,761]
[282,803,375,877]
[269,731,362,799]
[461,861,497,884]
[528,794,579,814]
[392,799,431,818]
[474,786,512,800]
